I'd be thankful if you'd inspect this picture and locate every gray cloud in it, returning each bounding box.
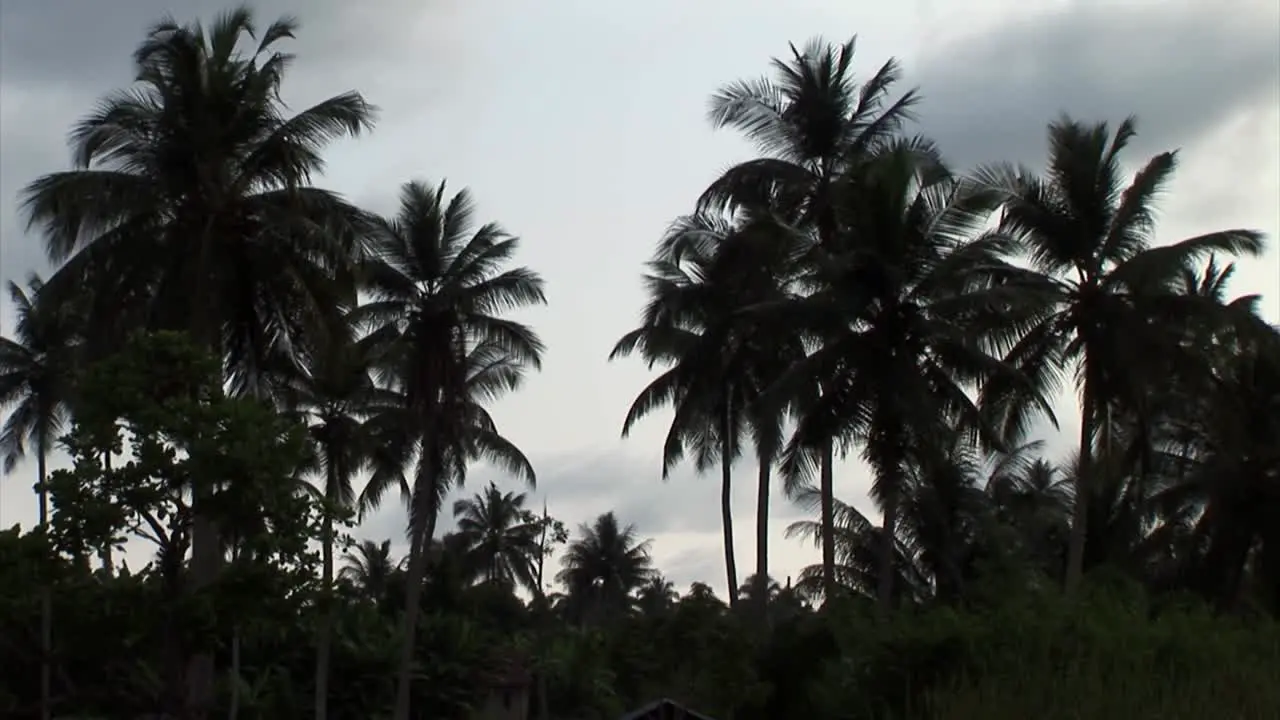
[0,0,463,282]
[353,448,816,544]
[0,0,446,88]
[912,2,1280,170]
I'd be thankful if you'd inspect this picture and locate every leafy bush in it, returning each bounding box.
[803,580,1280,720]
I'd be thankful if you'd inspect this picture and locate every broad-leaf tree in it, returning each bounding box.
[18,10,375,715]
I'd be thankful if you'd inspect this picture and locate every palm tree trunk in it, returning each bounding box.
[721,402,739,607]
[314,503,335,720]
[38,450,52,720]
[820,440,837,601]
[393,486,440,720]
[538,672,551,720]
[98,452,114,573]
[185,508,220,719]
[227,625,242,720]
[185,268,224,720]
[876,468,901,615]
[536,507,549,594]
[1065,377,1095,596]
[755,459,770,585]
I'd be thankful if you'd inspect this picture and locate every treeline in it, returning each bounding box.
[1,6,1278,720]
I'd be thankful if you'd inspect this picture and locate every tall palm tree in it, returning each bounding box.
[611,213,801,606]
[557,512,654,624]
[0,273,77,720]
[771,141,1048,611]
[18,9,375,716]
[271,328,396,720]
[452,483,542,590]
[974,116,1266,594]
[699,37,919,597]
[350,180,544,720]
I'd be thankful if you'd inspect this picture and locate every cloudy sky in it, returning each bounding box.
[1,0,1277,595]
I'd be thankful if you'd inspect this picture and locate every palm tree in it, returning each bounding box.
[557,512,654,624]
[635,574,680,616]
[0,273,77,720]
[611,213,801,607]
[988,454,1075,578]
[974,115,1266,594]
[18,9,376,715]
[452,483,542,590]
[771,141,1048,611]
[787,488,931,604]
[339,539,400,601]
[350,180,544,720]
[0,275,77,532]
[699,37,919,597]
[272,328,396,720]
[1146,319,1280,611]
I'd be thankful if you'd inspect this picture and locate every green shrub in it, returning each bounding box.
[808,579,1280,720]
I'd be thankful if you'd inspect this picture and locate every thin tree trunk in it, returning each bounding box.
[98,452,114,573]
[184,258,223,720]
[820,440,837,601]
[537,672,551,720]
[227,625,241,720]
[393,489,440,720]
[755,459,770,583]
[721,402,739,607]
[1065,378,1095,596]
[38,451,52,720]
[877,469,900,615]
[536,505,549,594]
[184,506,219,719]
[162,541,187,718]
[314,504,335,720]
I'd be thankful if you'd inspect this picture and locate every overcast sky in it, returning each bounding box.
[1,0,1277,595]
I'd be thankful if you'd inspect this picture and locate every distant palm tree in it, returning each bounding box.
[452,483,542,591]
[557,512,654,624]
[635,575,680,616]
[0,273,77,720]
[0,275,77,527]
[350,179,544,720]
[974,115,1265,594]
[699,37,919,597]
[787,489,930,603]
[18,9,376,715]
[340,539,400,602]
[988,451,1075,577]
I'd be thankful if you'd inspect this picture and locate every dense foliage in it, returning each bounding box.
[2,8,1277,720]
